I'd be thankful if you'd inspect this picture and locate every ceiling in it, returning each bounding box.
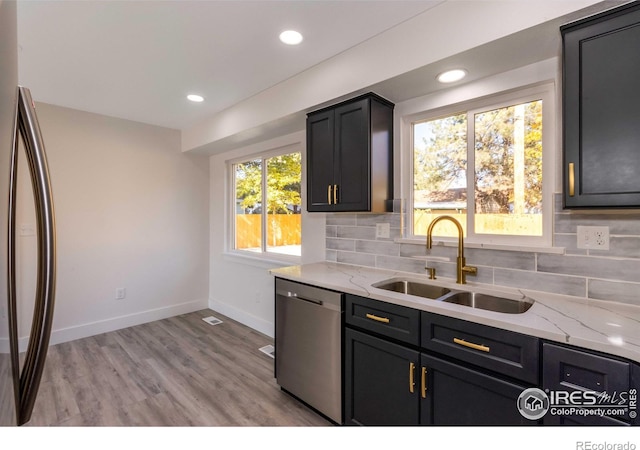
[16,0,442,130]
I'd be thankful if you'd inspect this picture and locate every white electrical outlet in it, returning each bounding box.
[375,223,390,239]
[19,223,35,236]
[115,288,126,300]
[577,226,610,250]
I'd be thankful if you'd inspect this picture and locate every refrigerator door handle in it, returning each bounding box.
[8,86,56,426]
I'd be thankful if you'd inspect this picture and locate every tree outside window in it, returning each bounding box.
[233,151,301,256]
[413,99,543,240]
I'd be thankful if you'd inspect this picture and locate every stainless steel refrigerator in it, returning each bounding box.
[1,1,57,427]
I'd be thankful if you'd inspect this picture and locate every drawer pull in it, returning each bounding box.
[409,362,415,393]
[365,313,390,324]
[453,337,490,353]
[327,185,332,205]
[421,367,427,398]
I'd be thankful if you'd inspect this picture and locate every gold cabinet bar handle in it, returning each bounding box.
[365,313,390,323]
[409,362,415,393]
[568,162,575,197]
[421,367,427,398]
[327,185,332,205]
[453,337,490,353]
[333,184,338,204]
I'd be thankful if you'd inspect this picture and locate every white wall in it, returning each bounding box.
[182,0,602,154]
[208,131,324,337]
[17,103,210,346]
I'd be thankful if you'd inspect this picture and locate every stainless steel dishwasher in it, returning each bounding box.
[275,278,343,424]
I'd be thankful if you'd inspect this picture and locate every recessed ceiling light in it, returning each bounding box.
[279,30,303,45]
[187,94,204,103]
[437,69,467,84]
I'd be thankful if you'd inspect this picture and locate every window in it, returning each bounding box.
[231,149,302,258]
[410,86,551,246]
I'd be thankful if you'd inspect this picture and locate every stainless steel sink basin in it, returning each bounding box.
[372,278,533,314]
[440,291,533,314]
[373,279,451,300]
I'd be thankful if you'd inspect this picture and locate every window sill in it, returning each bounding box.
[394,237,566,254]
[223,251,300,269]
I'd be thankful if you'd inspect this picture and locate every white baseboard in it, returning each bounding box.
[2,297,270,353]
[17,298,209,350]
[208,298,274,338]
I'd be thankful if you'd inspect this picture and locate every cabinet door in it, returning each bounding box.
[344,328,419,425]
[420,353,535,426]
[333,98,371,212]
[306,109,335,211]
[563,4,640,208]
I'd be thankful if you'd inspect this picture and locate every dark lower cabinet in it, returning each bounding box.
[344,328,419,425]
[543,343,637,426]
[341,292,639,427]
[420,353,533,426]
[345,327,534,426]
[546,414,628,426]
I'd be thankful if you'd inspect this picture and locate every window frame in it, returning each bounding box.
[227,143,303,263]
[405,83,555,248]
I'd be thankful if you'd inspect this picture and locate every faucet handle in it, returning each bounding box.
[462,265,478,277]
[426,266,436,280]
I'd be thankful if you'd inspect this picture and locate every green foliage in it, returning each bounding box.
[414,101,542,214]
[235,159,262,211]
[267,153,301,214]
[414,113,467,193]
[523,101,543,211]
[235,152,301,214]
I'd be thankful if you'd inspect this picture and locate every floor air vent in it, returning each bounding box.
[259,345,275,359]
[202,316,223,326]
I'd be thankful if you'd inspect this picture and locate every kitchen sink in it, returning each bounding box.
[372,278,533,314]
[372,279,451,300]
[440,291,533,314]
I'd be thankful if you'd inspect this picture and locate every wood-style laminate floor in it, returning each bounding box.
[26,309,331,427]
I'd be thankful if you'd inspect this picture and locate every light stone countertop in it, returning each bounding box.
[270,261,640,364]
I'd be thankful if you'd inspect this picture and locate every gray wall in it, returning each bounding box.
[326,194,640,305]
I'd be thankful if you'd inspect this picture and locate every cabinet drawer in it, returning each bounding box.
[345,295,420,346]
[421,312,539,384]
[543,342,630,394]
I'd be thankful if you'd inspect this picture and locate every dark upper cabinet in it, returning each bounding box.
[562,2,640,208]
[306,93,394,212]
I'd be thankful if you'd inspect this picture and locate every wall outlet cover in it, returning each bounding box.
[375,223,390,239]
[19,223,35,236]
[577,225,610,250]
